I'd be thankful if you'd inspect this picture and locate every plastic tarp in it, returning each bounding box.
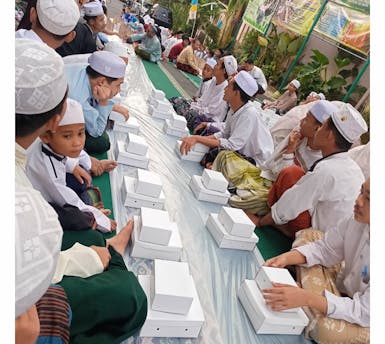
[106,40,312,344]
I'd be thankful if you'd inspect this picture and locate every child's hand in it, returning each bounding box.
[110,219,117,231]
[73,165,92,187]
[90,157,104,176]
[100,159,118,173]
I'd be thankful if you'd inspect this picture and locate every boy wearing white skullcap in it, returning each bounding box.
[250,100,366,239]
[263,78,300,114]
[64,50,127,154]
[192,58,217,100]
[181,71,274,167]
[26,98,116,234]
[16,0,80,49]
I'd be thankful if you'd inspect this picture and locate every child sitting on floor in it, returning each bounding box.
[26,98,117,233]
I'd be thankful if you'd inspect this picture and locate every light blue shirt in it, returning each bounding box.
[64,64,114,137]
[131,33,161,62]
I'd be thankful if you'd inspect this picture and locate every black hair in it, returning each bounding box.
[215,48,224,55]
[218,59,228,79]
[35,17,71,40]
[175,30,183,35]
[207,49,214,57]
[233,81,252,103]
[16,89,68,138]
[327,117,353,151]
[102,4,107,15]
[86,65,118,83]
[182,34,190,42]
[256,83,265,95]
[245,58,254,65]
[84,14,102,23]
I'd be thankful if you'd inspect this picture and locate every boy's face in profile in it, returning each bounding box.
[41,123,85,158]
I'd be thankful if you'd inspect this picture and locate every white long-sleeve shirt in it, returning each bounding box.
[248,66,267,91]
[295,216,369,327]
[192,77,228,122]
[348,142,370,179]
[214,101,274,166]
[271,152,364,232]
[26,139,111,232]
[195,78,213,99]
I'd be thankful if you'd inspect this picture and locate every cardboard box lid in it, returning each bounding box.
[192,175,230,197]
[171,111,187,124]
[202,169,228,184]
[175,141,204,158]
[133,216,182,250]
[137,169,162,188]
[209,213,258,243]
[124,176,165,202]
[127,133,148,147]
[139,275,205,324]
[117,141,149,161]
[154,260,194,300]
[256,267,298,288]
[141,207,171,230]
[165,119,189,133]
[240,280,309,326]
[219,207,255,228]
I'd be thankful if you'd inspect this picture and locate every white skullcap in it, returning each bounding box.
[206,57,217,69]
[318,92,326,100]
[15,39,67,115]
[331,103,368,143]
[234,70,259,97]
[309,100,338,123]
[36,0,80,35]
[223,55,238,76]
[290,79,300,89]
[309,91,318,97]
[83,1,103,16]
[59,98,84,126]
[104,41,129,58]
[88,51,126,78]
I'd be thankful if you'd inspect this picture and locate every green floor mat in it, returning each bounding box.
[91,152,115,239]
[255,226,293,261]
[142,60,182,98]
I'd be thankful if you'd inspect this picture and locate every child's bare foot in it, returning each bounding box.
[205,162,213,169]
[106,220,134,256]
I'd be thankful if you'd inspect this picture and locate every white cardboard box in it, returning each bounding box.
[201,169,228,193]
[139,275,204,338]
[218,206,255,238]
[192,142,210,154]
[170,112,187,129]
[206,213,258,251]
[189,175,230,205]
[135,169,163,198]
[255,266,299,313]
[149,104,171,120]
[130,216,182,261]
[126,133,148,155]
[116,140,149,169]
[113,117,140,135]
[151,89,166,100]
[112,94,122,104]
[152,260,194,315]
[238,279,309,335]
[122,176,165,210]
[164,119,189,138]
[139,207,172,246]
[153,98,171,112]
[175,141,204,162]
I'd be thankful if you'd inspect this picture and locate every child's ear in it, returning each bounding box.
[46,114,62,133]
[39,131,51,144]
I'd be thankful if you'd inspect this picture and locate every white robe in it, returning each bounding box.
[295,217,369,327]
[214,101,274,166]
[26,139,111,232]
[271,152,365,232]
[15,29,43,42]
[248,66,267,91]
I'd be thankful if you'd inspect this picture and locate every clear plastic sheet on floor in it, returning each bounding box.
[106,40,313,344]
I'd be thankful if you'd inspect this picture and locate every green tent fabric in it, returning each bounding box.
[255,226,293,261]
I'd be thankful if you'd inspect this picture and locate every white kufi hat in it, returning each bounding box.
[223,55,238,76]
[88,51,126,78]
[59,99,84,126]
[234,70,259,97]
[309,100,338,123]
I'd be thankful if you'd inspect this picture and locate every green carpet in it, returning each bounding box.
[142,60,182,98]
[180,70,202,88]
[255,226,293,261]
[91,152,115,239]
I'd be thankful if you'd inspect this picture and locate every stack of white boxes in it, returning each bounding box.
[122,169,165,209]
[163,112,189,138]
[189,169,230,205]
[175,140,209,162]
[148,89,172,120]
[115,133,150,169]
[110,111,140,135]
[138,259,205,338]
[238,266,309,335]
[206,206,259,251]
[130,207,182,261]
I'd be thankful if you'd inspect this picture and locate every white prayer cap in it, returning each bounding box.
[318,92,326,100]
[234,70,259,97]
[59,98,84,126]
[83,1,103,16]
[36,0,80,35]
[206,57,217,69]
[223,55,238,76]
[309,91,318,97]
[88,51,126,78]
[331,103,368,143]
[104,41,129,58]
[309,100,338,123]
[15,39,67,115]
[290,79,300,89]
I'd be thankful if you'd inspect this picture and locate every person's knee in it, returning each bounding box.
[279,165,305,184]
